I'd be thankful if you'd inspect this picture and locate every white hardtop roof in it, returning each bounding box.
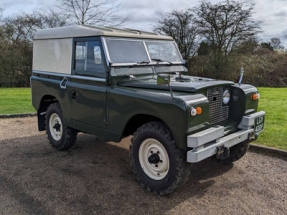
[34,25,174,40]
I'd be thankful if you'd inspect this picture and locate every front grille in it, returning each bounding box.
[207,87,229,124]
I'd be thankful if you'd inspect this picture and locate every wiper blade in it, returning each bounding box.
[131,61,150,67]
[151,58,173,66]
[136,61,150,65]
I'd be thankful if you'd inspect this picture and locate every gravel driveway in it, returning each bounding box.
[0,117,286,215]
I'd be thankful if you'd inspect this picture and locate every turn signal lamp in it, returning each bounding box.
[191,107,202,116]
[196,107,202,115]
[252,93,260,100]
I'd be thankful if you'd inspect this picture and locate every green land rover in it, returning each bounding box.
[31,25,265,195]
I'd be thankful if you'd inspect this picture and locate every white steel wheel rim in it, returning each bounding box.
[139,138,170,180]
[49,113,63,141]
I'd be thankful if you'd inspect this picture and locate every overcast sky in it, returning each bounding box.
[1,0,287,46]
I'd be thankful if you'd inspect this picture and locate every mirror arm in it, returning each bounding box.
[167,81,174,99]
[157,74,174,99]
[164,78,174,99]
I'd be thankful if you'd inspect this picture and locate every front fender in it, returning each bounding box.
[108,86,191,149]
[230,84,258,123]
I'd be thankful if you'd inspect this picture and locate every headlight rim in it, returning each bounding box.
[223,89,230,104]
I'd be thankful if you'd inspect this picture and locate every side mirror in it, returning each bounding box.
[182,60,188,69]
[157,74,170,85]
[157,74,174,98]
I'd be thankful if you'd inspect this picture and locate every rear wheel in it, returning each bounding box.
[45,103,77,150]
[130,121,190,195]
[217,140,250,164]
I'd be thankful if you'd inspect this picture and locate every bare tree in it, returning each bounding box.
[57,0,128,26]
[154,9,198,60]
[0,14,39,87]
[261,42,273,51]
[0,10,68,87]
[233,36,260,54]
[270,37,284,50]
[193,0,262,77]
[35,8,68,29]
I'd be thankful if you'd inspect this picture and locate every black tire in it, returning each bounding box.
[45,102,77,150]
[129,121,190,195]
[217,140,250,164]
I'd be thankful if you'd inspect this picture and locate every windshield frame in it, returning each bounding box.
[101,36,184,67]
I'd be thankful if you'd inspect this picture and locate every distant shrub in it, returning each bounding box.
[188,51,287,87]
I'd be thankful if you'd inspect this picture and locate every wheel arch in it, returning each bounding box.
[37,94,59,131]
[122,114,174,139]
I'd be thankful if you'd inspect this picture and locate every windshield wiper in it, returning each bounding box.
[130,61,150,67]
[137,61,150,65]
[151,58,173,66]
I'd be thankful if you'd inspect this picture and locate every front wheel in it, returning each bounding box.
[45,102,77,150]
[130,121,190,195]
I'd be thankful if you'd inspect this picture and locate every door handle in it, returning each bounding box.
[72,90,76,99]
[60,77,68,89]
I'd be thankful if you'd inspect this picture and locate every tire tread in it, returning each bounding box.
[45,102,77,150]
[129,121,190,195]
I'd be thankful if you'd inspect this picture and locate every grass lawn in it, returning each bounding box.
[255,87,287,151]
[0,87,286,150]
[0,88,35,114]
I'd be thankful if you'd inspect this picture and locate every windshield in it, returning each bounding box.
[145,42,181,62]
[104,38,182,65]
[106,39,149,63]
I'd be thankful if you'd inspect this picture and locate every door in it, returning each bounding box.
[68,38,108,129]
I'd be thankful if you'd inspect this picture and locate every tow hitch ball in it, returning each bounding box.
[217,145,230,160]
[249,133,259,141]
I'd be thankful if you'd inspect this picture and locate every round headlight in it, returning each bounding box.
[223,89,230,104]
[190,107,197,116]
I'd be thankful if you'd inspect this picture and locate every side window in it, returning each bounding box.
[74,40,105,76]
[94,46,102,64]
[75,42,86,71]
[75,42,86,59]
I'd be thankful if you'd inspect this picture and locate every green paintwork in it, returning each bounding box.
[68,81,107,129]
[118,75,234,93]
[31,71,259,150]
[31,36,261,150]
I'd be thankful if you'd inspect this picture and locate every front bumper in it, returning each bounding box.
[186,111,265,163]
